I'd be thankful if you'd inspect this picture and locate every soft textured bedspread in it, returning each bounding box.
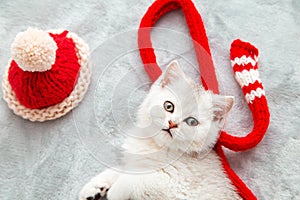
[0,0,299,199]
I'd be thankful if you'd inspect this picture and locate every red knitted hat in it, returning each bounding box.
[2,28,91,121]
[138,0,270,199]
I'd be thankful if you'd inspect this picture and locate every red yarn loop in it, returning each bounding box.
[138,0,219,94]
[8,31,80,109]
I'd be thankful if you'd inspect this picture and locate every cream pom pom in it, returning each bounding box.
[11,28,58,72]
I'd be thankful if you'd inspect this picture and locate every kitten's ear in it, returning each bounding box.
[212,95,234,121]
[162,60,186,87]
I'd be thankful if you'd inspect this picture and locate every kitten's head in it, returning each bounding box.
[136,60,234,154]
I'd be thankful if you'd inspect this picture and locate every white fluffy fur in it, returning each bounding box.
[80,61,239,200]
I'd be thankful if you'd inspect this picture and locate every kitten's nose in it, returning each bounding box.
[168,120,178,129]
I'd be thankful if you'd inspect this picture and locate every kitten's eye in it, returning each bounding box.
[184,117,199,126]
[164,101,174,113]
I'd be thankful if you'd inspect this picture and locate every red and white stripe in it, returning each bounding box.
[234,68,261,87]
[231,55,258,67]
[231,55,265,104]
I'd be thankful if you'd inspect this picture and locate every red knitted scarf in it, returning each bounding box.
[138,0,270,199]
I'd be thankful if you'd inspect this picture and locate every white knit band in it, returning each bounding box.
[234,69,262,87]
[245,87,265,104]
[231,55,258,67]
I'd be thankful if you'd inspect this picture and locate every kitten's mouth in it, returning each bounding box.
[162,128,173,138]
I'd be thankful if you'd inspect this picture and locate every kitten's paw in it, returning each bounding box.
[79,180,110,200]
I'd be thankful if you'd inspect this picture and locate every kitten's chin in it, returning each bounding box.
[156,135,216,156]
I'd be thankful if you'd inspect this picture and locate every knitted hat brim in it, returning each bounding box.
[2,30,91,122]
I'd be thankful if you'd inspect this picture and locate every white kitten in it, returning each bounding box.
[79,60,240,200]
